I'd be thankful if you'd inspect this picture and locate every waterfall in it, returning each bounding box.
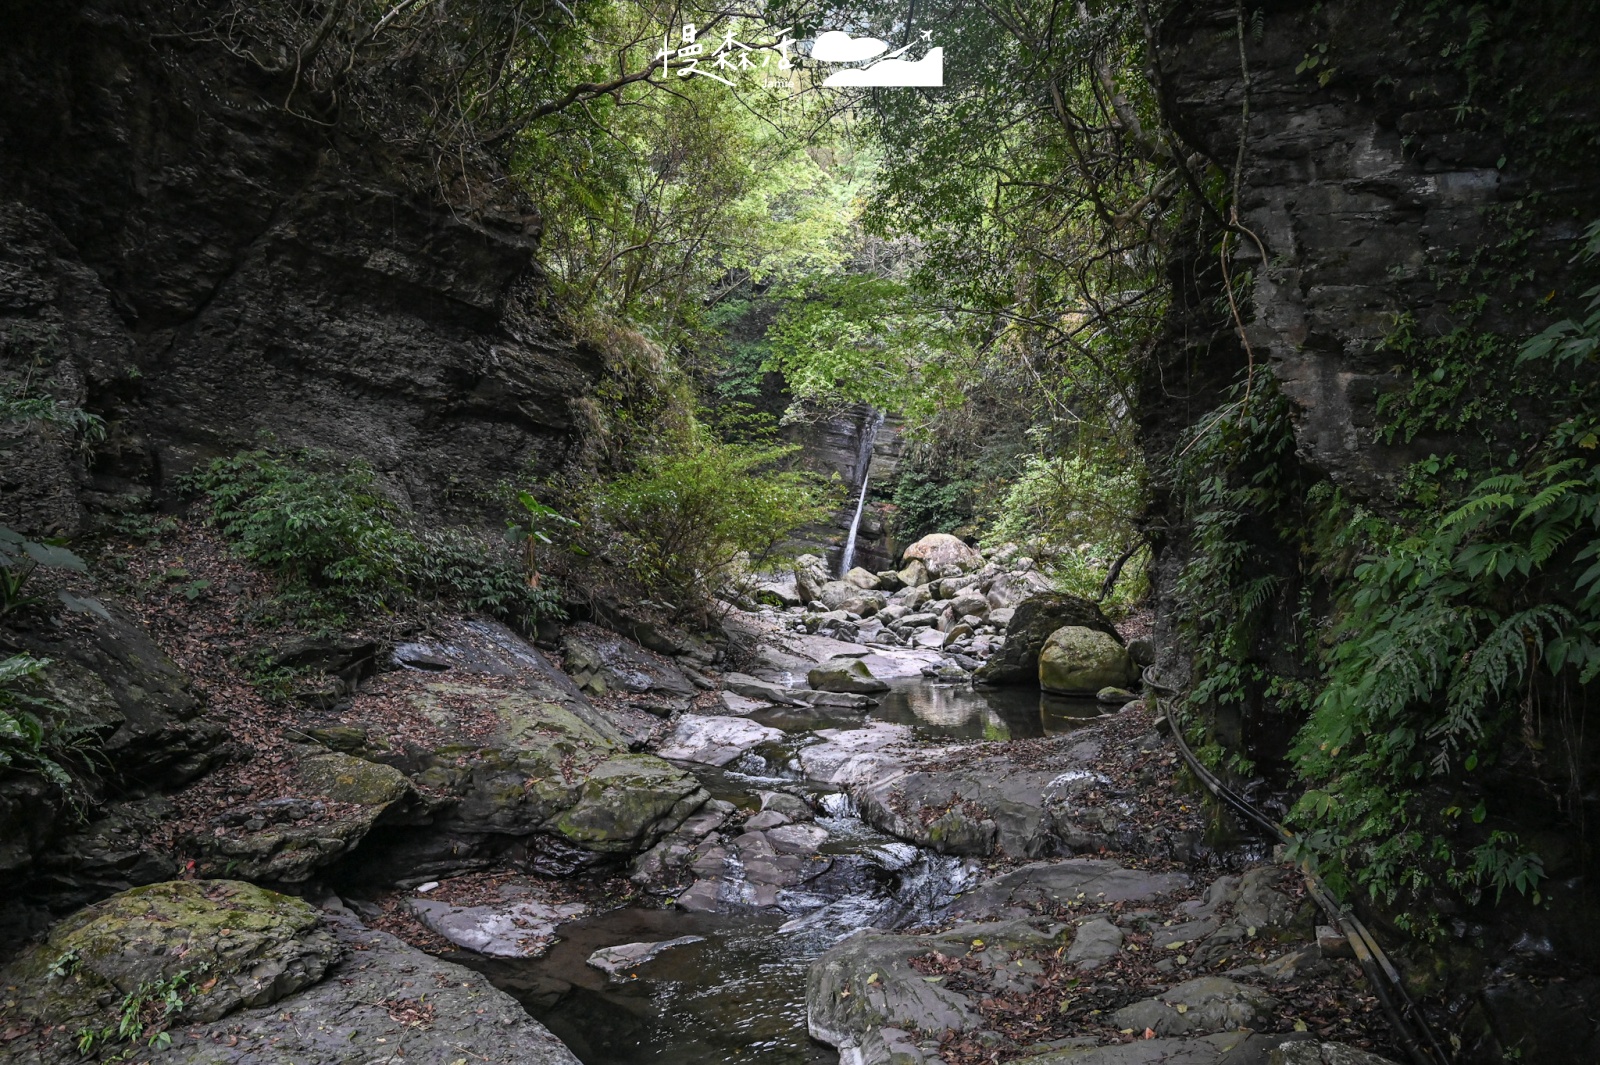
[839,474,871,576]
[839,409,885,576]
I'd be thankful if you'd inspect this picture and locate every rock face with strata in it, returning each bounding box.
[2,606,225,888]
[0,4,600,540]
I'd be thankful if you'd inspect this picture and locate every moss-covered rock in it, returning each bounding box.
[183,750,418,883]
[551,753,708,853]
[1038,626,1136,693]
[0,880,337,1039]
[356,679,707,878]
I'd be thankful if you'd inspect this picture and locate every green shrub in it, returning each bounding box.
[982,450,1147,609]
[574,431,832,617]
[188,450,561,629]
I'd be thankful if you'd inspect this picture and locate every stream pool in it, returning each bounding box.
[466,679,1112,1065]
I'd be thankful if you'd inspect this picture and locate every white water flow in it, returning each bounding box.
[838,410,884,576]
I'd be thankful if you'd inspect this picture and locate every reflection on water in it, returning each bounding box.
[466,847,974,1065]
[870,680,1107,740]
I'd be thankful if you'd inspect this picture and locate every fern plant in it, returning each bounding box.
[1286,221,1600,925]
[0,653,78,793]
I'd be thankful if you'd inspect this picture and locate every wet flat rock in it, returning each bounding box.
[586,935,705,977]
[409,896,588,958]
[656,714,785,766]
[949,859,1192,918]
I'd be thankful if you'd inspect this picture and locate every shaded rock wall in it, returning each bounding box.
[1147,5,1600,1062]
[1156,0,1598,498]
[0,3,601,536]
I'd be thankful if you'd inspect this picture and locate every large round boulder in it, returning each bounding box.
[973,592,1121,685]
[1038,626,1136,693]
[900,534,982,577]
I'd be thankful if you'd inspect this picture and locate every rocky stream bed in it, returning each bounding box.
[0,535,1402,1065]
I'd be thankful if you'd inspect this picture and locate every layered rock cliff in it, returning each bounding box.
[0,3,600,538]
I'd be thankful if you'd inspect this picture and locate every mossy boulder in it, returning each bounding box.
[184,750,418,883]
[1038,626,1136,694]
[551,753,709,853]
[975,593,1122,685]
[0,880,337,1035]
[364,680,707,878]
[807,659,890,694]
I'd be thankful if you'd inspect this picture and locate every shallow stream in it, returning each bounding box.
[465,679,1110,1065]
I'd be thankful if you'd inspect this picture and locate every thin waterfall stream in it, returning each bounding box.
[838,409,884,576]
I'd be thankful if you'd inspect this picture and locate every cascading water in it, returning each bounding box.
[838,408,885,576]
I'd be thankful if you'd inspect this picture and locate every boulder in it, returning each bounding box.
[1269,1042,1404,1065]
[901,533,981,577]
[561,625,696,700]
[0,880,338,1034]
[949,588,989,617]
[793,554,832,604]
[843,566,881,590]
[974,592,1121,685]
[3,606,227,879]
[985,569,1055,610]
[355,678,707,879]
[656,715,785,767]
[807,659,891,694]
[1039,626,1137,693]
[818,579,868,611]
[185,750,420,883]
[840,591,889,617]
[875,569,906,591]
[936,575,979,598]
[897,559,932,588]
[752,577,803,608]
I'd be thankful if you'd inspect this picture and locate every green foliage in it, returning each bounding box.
[1172,384,1310,724]
[188,450,561,629]
[983,446,1148,608]
[0,527,107,624]
[0,653,80,796]
[75,968,194,1056]
[1284,236,1600,924]
[571,430,833,617]
[890,474,973,544]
